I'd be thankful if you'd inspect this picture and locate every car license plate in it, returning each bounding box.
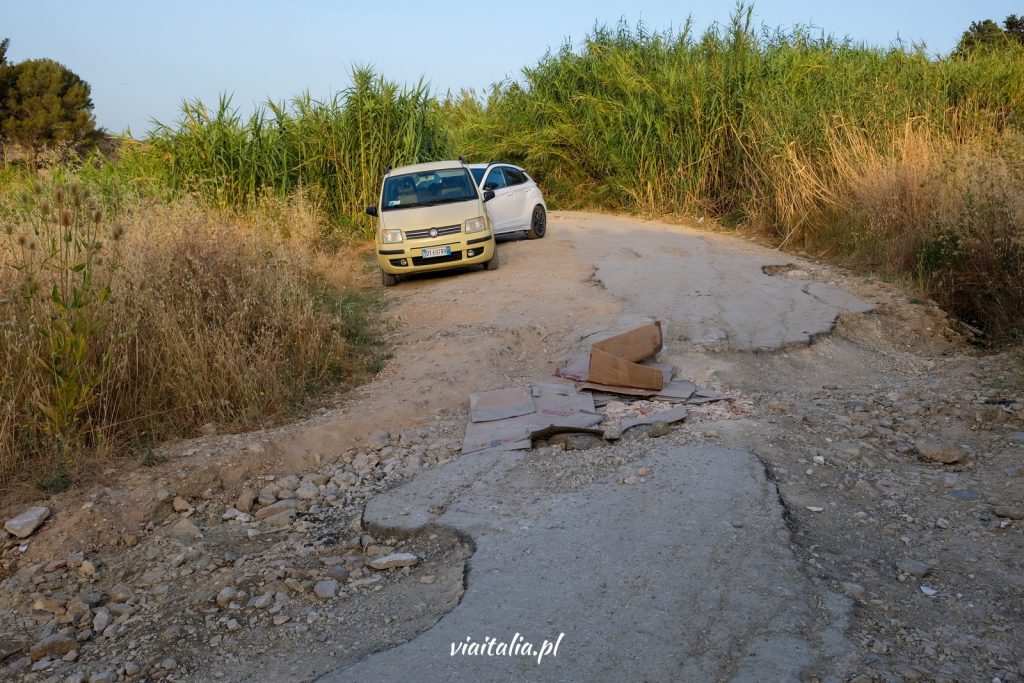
[421,246,451,259]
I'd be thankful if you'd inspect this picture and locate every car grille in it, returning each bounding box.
[406,224,461,240]
[411,250,463,266]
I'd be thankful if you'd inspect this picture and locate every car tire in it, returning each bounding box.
[483,246,500,271]
[526,205,546,239]
[381,269,398,287]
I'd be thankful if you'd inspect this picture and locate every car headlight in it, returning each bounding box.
[381,228,403,244]
[465,216,487,234]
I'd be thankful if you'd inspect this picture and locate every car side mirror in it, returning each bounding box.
[483,190,495,202]
[365,206,378,217]
[483,183,498,192]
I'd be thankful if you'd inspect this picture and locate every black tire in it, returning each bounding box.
[381,269,398,287]
[483,246,500,271]
[526,205,547,239]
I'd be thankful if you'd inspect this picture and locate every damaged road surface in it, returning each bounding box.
[320,443,850,682]
[319,217,874,681]
[14,212,1018,683]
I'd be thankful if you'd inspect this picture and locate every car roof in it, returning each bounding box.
[467,162,521,170]
[388,160,468,175]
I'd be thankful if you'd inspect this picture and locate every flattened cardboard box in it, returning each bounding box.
[586,322,665,391]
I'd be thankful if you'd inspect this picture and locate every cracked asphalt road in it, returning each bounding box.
[318,212,873,682]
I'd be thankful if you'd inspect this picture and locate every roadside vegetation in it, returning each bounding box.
[1,5,1022,489]
[449,9,1024,338]
[0,178,382,490]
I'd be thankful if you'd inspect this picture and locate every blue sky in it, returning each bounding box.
[4,1,1021,134]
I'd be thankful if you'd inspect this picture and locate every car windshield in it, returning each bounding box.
[382,168,478,211]
[470,167,485,186]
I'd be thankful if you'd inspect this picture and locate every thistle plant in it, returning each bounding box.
[5,180,122,476]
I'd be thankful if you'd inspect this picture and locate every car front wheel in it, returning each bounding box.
[381,269,398,287]
[526,205,546,239]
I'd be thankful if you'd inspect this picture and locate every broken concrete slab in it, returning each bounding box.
[620,406,687,432]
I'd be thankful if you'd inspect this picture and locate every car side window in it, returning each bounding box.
[484,167,507,190]
[504,167,528,186]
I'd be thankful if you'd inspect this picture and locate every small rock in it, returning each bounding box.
[236,489,256,513]
[368,431,390,449]
[273,614,291,626]
[155,488,172,503]
[935,518,950,529]
[79,560,97,577]
[261,509,297,528]
[109,585,134,602]
[916,439,964,464]
[897,558,931,578]
[277,475,300,491]
[32,595,64,614]
[161,658,177,670]
[199,422,218,436]
[90,671,116,683]
[123,662,141,676]
[92,609,111,633]
[295,480,319,500]
[419,575,436,584]
[993,506,1024,520]
[108,602,137,617]
[326,565,350,582]
[648,421,671,438]
[226,619,241,632]
[254,499,298,520]
[169,517,202,540]
[4,506,50,539]
[313,580,338,599]
[29,634,76,661]
[171,496,192,514]
[79,588,106,607]
[216,586,237,608]
[122,533,138,547]
[365,544,395,558]
[251,592,274,609]
[368,552,419,570]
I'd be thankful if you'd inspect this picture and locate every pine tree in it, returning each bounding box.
[2,57,96,170]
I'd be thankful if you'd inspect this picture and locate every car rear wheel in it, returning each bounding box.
[381,269,398,287]
[483,246,500,271]
[526,205,546,239]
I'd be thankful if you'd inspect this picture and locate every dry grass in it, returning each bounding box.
[0,183,382,490]
[766,121,1024,337]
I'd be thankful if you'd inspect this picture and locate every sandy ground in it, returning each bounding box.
[1,212,1021,682]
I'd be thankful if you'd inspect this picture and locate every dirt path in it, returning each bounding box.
[2,212,1021,682]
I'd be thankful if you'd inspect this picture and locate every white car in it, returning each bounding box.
[468,163,547,239]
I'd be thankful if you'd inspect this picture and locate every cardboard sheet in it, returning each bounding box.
[469,386,536,423]
[588,348,664,391]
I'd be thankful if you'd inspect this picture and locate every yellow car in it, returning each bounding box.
[366,160,499,287]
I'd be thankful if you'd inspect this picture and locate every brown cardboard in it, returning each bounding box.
[469,386,535,423]
[591,322,663,362]
[587,348,664,391]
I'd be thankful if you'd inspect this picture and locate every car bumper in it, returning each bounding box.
[376,234,495,275]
